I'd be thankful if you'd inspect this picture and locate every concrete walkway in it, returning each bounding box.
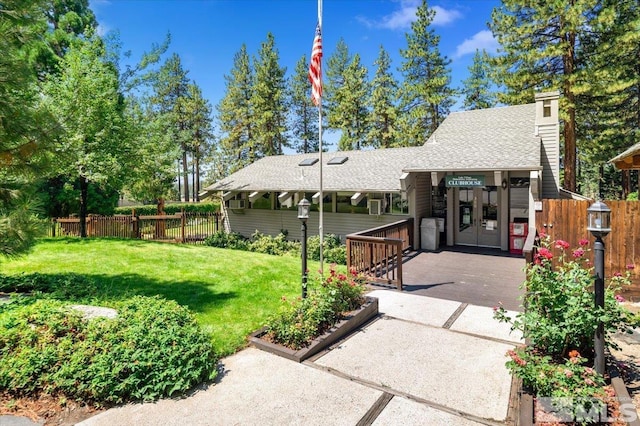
[78,290,522,426]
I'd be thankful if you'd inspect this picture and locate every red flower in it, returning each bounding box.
[579,238,590,247]
[555,240,570,250]
[539,231,547,238]
[627,264,635,270]
[614,272,623,277]
[538,247,553,260]
[568,349,580,359]
[615,294,626,302]
[572,248,585,258]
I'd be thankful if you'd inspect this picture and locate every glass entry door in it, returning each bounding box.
[455,186,500,247]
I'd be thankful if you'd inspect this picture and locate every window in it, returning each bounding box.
[336,192,367,214]
[386,192,408,215]
[543,99,551,117]
[251,192,271,209]
[298,158,318,166]
[327,156,348,165]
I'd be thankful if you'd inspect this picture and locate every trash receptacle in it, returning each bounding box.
[420,218,440,251]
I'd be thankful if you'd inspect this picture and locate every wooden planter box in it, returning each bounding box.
[249,296,379,363]
[516,358,640,425]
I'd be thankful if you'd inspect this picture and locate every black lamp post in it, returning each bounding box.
[587,200,611,375]
[298,198,310,299]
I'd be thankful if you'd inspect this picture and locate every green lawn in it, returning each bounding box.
[0,238,314,356]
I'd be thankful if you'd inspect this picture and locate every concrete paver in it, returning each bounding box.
[372,396,485,426]
[367,289,461,327]
[315,317,514,422]
[449,304,523,344]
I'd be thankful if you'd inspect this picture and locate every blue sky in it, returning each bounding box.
[91,0,500,150]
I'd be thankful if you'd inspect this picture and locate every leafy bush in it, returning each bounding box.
[264,266,367,349]
[627,191,638,201]
[114,202,219,216]
[494,235,639,398]
[204,231,347,264]
[248,231,298,256]
[203,231,250,250]
[0,296,217,405]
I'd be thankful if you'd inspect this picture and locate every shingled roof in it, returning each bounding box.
[204,102,541,194]
[205,146,425,193]
[404,103,540,172]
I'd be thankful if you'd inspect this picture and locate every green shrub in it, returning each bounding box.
[307,234,346,264]
[628,191,638,201]
[248,231,298,256]
[0,296,217,405]
[114,202,219,216]
[203,231,249,250]
[264,266,367,349]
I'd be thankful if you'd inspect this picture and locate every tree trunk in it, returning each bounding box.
[622,170,630,199]
[195,150,201,202]
[562,26,577,193]
[177,159,181,201]
[79,176,88,238]
[182,146,189,202]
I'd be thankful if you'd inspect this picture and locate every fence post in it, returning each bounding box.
[51,218,56,237]
[132,209,140,239]
[181,208,186,243]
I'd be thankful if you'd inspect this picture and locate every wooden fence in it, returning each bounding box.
[51,211,223,244]
[534,199,640,292]
[346,219,414,290]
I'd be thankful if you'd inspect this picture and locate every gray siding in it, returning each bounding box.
[412,173,432,247]
[539,124,559,198]
[226,209,410,241]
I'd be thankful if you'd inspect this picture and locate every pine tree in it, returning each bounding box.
[398,0,455,146]
[217,44,254,173]
[252,32,289,157]
[333,54,370,151]
[0,0,54,256]
[153,54,191,201]
[183,82,214,201]
[461,49,497,111]
[289,55,319,153]
[325,38,351,133]
[367,45,399,148]
[490,0,602,193]
[577,0,640,198]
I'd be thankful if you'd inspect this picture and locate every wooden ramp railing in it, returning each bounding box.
[346,219,413,290]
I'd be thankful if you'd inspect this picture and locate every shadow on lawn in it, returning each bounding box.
[0,272,236,314]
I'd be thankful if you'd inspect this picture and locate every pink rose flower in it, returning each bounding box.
[555,240,570,250]
[579,238,590,247]
[572,248,585,258]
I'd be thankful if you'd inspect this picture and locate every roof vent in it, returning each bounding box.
[298,158,319,166]
[328,156,348,165]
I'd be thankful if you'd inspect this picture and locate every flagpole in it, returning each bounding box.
[317,0,324,275]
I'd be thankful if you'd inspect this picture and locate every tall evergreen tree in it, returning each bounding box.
[153,53,191,201]
[398,0,455,146]
[36,0,98,77]
[333,54,370,151]
[325,38,352,133]
[289,55,319,153]
[577,0,640,198]
[217,44,254,173]
[0,0,54,256]
[490,0,601,192]
[460,49,497,111]
[252,32,289,157]
[367,45,399,148]
[182,82,214,201]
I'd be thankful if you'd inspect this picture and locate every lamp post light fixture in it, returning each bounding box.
[298,198,311,299]
[587,200,611,376]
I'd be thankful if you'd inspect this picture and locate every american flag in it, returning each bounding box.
[309,23,322,106]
